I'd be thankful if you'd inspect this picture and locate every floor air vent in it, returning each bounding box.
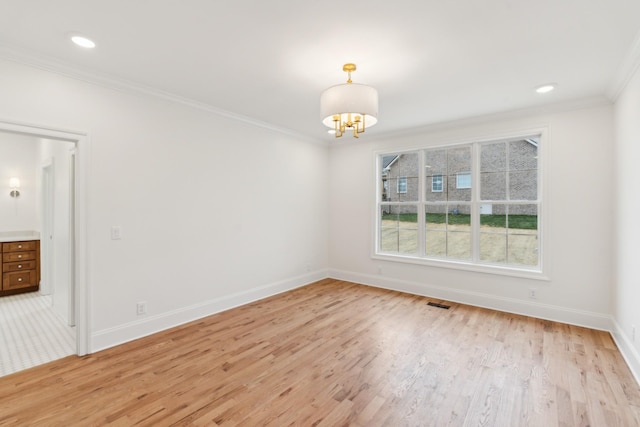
[427,302,451,309]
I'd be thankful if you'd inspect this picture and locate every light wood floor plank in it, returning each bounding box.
[0,279,638,426]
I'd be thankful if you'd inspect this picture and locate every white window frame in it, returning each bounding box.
[373,129,548,281]
[432,174,443,192]
[456,172,471,189]
[397,176,407,194]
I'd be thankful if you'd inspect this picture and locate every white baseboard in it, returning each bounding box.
[610,319,640,386]
[330,270,639,387]
[90,268,640,388]
[328,269,614,331]
[91,270,329,353]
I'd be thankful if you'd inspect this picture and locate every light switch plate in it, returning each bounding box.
[111,226,122,240]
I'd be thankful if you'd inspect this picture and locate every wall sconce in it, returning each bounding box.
[9,177,20,198]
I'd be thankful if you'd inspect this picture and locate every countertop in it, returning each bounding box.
[0,230,40,243]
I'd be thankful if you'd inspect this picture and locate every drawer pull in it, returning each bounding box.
[18,265,22,269]
[18,255,22,258]
[18,278,22,282]
[18,244,22,249]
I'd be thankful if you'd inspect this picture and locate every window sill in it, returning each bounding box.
[372,252,550,281]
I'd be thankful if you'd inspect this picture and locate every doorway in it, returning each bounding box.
[0,120,88,359]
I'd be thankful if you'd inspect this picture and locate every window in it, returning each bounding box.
[456,172,471,189]
[397,176,407,193]
[431,174,443,192]
[377,135,542,274]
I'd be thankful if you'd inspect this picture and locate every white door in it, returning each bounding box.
[49,144,73,326]
[68,148,76,327]
[41,162,54,297]
[43,145,74,326]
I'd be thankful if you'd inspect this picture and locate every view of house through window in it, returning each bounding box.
[378,136,540,270]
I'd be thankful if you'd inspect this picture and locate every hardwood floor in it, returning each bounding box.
[1,279,639,426]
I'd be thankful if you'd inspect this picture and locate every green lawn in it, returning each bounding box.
[381,212,537,230]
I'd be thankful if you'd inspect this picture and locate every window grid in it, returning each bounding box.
[377,136,541,272]
[397,176,407,194]
[456,172,471,189]
[432,174,443,192]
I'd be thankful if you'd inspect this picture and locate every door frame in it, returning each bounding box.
[0,119,89,356]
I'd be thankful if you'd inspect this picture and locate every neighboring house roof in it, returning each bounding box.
[382,155,399,170]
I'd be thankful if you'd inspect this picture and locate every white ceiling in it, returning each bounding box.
[1,0,639,141]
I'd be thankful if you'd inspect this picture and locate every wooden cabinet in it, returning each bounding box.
[1,240,40,296]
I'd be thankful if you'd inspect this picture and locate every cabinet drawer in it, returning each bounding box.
[3,270,37,290]
[2,251,36,263]
[3,241,37,252]
[3,260,36,273]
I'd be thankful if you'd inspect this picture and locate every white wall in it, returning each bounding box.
[0,58,329,351]
[613,63,640,381]
[0,132,38,231]
[329,104,615,330]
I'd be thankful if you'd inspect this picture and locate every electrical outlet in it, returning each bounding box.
[528,288,537,299]
[378,267,383,275]
[136,301,146,316]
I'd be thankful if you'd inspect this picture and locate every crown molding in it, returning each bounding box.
[607,29,640,102]
[0,44,327,146]
[361,95,611,144]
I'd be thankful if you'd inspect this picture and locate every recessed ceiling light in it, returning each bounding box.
[71,35,96,49]
[535,83,557,94]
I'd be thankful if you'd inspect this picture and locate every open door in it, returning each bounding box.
[68,148,76,327]
[41,161,54,296]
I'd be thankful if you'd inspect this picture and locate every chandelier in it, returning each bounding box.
[320,63,378,138]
